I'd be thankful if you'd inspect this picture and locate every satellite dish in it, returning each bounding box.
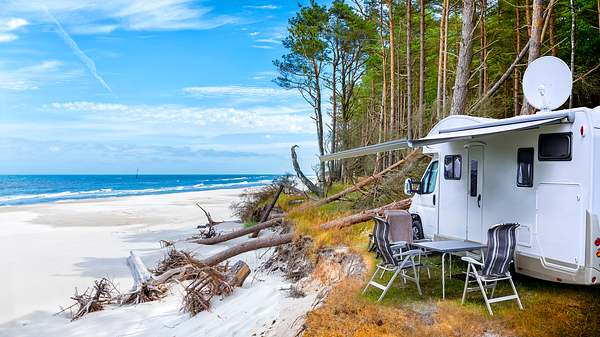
[522,56,572,112]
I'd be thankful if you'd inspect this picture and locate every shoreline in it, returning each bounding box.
[0,187,314,336]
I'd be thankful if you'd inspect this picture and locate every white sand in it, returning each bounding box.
[0,189,316,337]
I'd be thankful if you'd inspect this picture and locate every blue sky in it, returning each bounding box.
[0,0,320,174]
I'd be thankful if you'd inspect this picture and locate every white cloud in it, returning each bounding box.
[49,101,314,135]
[0,34,17,42]
[249,31,260,36]
[252,45,274,49]
[255,38,280,44]
[182,85,294,97]
[2,0,238,33]
[244,5,279,10]
[0,17,29,42]
[0,60,82,91]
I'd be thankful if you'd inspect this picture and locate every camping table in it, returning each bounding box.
[412,240,486,299]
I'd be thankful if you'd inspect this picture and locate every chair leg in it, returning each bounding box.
[363,267,381,294]
[411,262,422,296]
[490,281,498,299]
[508,276,524,310]
[461,263,471,305]
[474,272,494,315]
[378,269,401,302]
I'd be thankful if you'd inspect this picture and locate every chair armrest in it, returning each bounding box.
[461,256,484,266]
[390,241,408,248]
[414,238,432,243]
[394,249,422,258]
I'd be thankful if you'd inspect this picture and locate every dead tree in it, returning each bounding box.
[291,145,323,197]
[196,203,223,227]
[249,184,284,238]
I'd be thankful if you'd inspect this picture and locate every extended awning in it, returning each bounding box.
[319,139,410,161]
[320,111,574,161]
[410,110,573,147]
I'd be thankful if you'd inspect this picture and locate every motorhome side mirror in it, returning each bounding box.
[404,178,415,196]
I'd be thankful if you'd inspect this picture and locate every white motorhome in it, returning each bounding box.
[321,57,600,285]
[407,108,600,285]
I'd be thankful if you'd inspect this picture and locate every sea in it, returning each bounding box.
[0,174,278,206]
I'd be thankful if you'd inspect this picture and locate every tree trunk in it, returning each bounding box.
[514,0,521,116]
[191,218,284,245]
[224,260,251,287]
[201,234,294,267]
[406,0,414,139]
[436,0,449,120]
[441,0,450,116]
[520,0,544,115]
[249,184,284,238]
[312,61,326,188]
[291,145,323,197]
[569,0,575,108]
[387,0,396,143]
[525,0,531,37]
[469,41,530,113]
[449,0,476,116]
[418,0,425,137]
[479,0,488,98]
[321,198,412,230]
[548,6,557,56]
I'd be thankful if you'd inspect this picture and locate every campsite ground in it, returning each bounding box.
[290,195,600,337]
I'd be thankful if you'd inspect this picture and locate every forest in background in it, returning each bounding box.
[274,0,600,187]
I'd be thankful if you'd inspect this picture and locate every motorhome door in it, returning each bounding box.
[467,145,484,242]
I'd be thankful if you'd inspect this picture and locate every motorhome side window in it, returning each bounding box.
[420,161,438,194]
[538,133,572,161]
[517,148,534,187]
[443,155,461,180]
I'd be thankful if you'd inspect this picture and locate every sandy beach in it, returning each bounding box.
[0,188,316,337]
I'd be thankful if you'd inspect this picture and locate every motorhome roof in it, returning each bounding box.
[320,110,575,161]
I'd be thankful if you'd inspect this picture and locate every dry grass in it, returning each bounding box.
[293,199,600,337]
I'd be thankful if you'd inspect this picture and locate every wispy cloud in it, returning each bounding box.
[48,101,314,134]
[182,85,293,97]
[3,0,238,33]
[244,5,279,10]
[0,17,28,43]
[249,31,260,36]
[45,10,112,92]
[0,60,82,91]
[255,38,280,44]
[252,45,274,49]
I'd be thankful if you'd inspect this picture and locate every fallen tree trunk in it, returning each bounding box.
[303,149,424,211]
[249,184,284,238]
[190,217,284,245]
[320,198,411,230]
[201,233,294,267]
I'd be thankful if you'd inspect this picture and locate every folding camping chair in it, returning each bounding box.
[363,217,423,302]
[384,210,431,279]
[461,223,524,315]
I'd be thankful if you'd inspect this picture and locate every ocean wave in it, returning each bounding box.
[0,179,273,206]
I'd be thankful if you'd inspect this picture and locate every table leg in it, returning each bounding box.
[441,252,447,300]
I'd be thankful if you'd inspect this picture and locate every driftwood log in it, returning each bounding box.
[201,233,294,266]
[191,218,284,245]
[320,198,411,230]
[249,184,284,238]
